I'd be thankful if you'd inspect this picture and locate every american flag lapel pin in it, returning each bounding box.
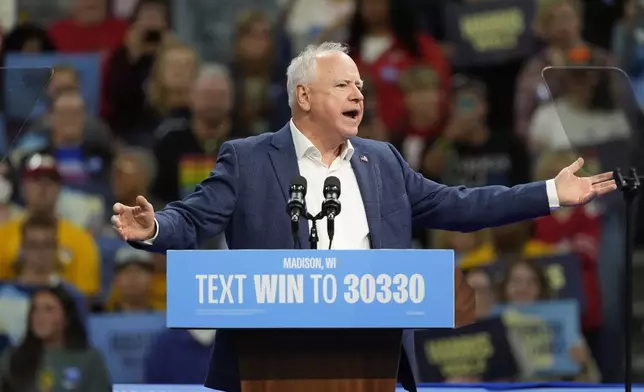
[360,155,368,163]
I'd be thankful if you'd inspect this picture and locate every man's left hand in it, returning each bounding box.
[555,157,617,207]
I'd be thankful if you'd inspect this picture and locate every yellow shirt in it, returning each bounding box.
[105,272,167,312]
[0,217,100,297]
[459,240,556,269]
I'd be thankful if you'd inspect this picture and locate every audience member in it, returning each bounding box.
[110,147,161,224]
[16,88,113,189]
[464,268,494,319]
[528,47,629,154]
[48,0,128,54]
[390,66,442,172]
[152,64,245,204]
[515,0,612,140]
[144,329,214,384]
[26,65,112,147]
[144,41,200,147]
[533,151,604,358]
[495,259,600,382]
[0,215,87,346]
[0,286,111,391]
[101,247,155,312]
[346,0,451,132]
[423,75,529,187]
[0,24,56,57]
[103,0,171,139]
[0,153,100,298]
[12,216,85,307]
[230,10,290,136]
[459,221,556,269]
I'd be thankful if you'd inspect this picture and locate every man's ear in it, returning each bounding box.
[296,85,311,112]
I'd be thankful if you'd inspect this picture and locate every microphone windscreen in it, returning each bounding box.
[324,176,341,194]
[291,175,307,196]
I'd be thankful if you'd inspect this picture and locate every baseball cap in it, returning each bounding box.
[114,247,154,272]
[21,152,60,181]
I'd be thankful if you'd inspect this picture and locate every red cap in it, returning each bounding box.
[22,153,60,181]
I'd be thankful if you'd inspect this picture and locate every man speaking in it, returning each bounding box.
[112,42,616,391]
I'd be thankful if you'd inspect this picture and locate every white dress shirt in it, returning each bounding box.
[144,121,560,245]
[289,120,371,250]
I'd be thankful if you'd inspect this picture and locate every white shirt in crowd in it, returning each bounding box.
[528,99,631,152]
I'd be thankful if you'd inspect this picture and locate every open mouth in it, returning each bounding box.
[342,110,360,119]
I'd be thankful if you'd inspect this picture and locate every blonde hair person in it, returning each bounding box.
[147,40,200,116]
[534,0,583,40]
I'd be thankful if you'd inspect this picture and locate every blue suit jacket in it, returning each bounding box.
[137,124,551,391]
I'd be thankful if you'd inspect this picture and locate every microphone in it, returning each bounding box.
[287,176,307,248]
[321,176,341,249]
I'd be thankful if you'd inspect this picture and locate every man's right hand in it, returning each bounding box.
[111,196,156,242]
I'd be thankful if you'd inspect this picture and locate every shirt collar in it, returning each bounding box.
[289,119,354,162]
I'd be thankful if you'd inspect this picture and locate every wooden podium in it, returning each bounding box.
[166,249,467,392]
[232,268,474,392]
[233,328,403,392]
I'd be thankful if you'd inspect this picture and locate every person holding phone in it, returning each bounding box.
[103,0,171,140]
[422,75,530,188]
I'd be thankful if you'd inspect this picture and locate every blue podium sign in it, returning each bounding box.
[166,249,455,329]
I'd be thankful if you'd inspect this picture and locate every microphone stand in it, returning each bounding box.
[614,167,642,392]
[306,212,324,250]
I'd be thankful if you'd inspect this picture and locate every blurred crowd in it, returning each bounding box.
[0,0,642,389]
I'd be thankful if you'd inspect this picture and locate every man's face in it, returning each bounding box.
[115,263,153,299]
[190,76,232,124]
[51,93,86,144]
[545,2,580,45]
[74,0,107,24]
[47,71,79,98]
[361,0,389,26]
[111,155,147,200]
[136,3,168,31]
[303,53,364,139]
[237,20,272,61]
[404,88,440,120]
[22,176,60,214]
[21,227,58,273]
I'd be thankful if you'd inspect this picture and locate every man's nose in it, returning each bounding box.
[349,86,364,103]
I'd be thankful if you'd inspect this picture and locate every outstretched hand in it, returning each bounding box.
[111,196,157,242]
[554,158,617,207]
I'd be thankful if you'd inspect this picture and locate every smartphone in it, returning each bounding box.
[143,30,162,44]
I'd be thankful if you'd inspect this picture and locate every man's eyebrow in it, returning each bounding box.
[335,79,364,87]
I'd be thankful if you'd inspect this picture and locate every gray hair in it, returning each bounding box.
[195,63,232,87]
[286,42,349,109]
[116,146,158,185]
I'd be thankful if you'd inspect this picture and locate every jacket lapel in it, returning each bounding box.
[350,139,382,249]
[268,124,310,248]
